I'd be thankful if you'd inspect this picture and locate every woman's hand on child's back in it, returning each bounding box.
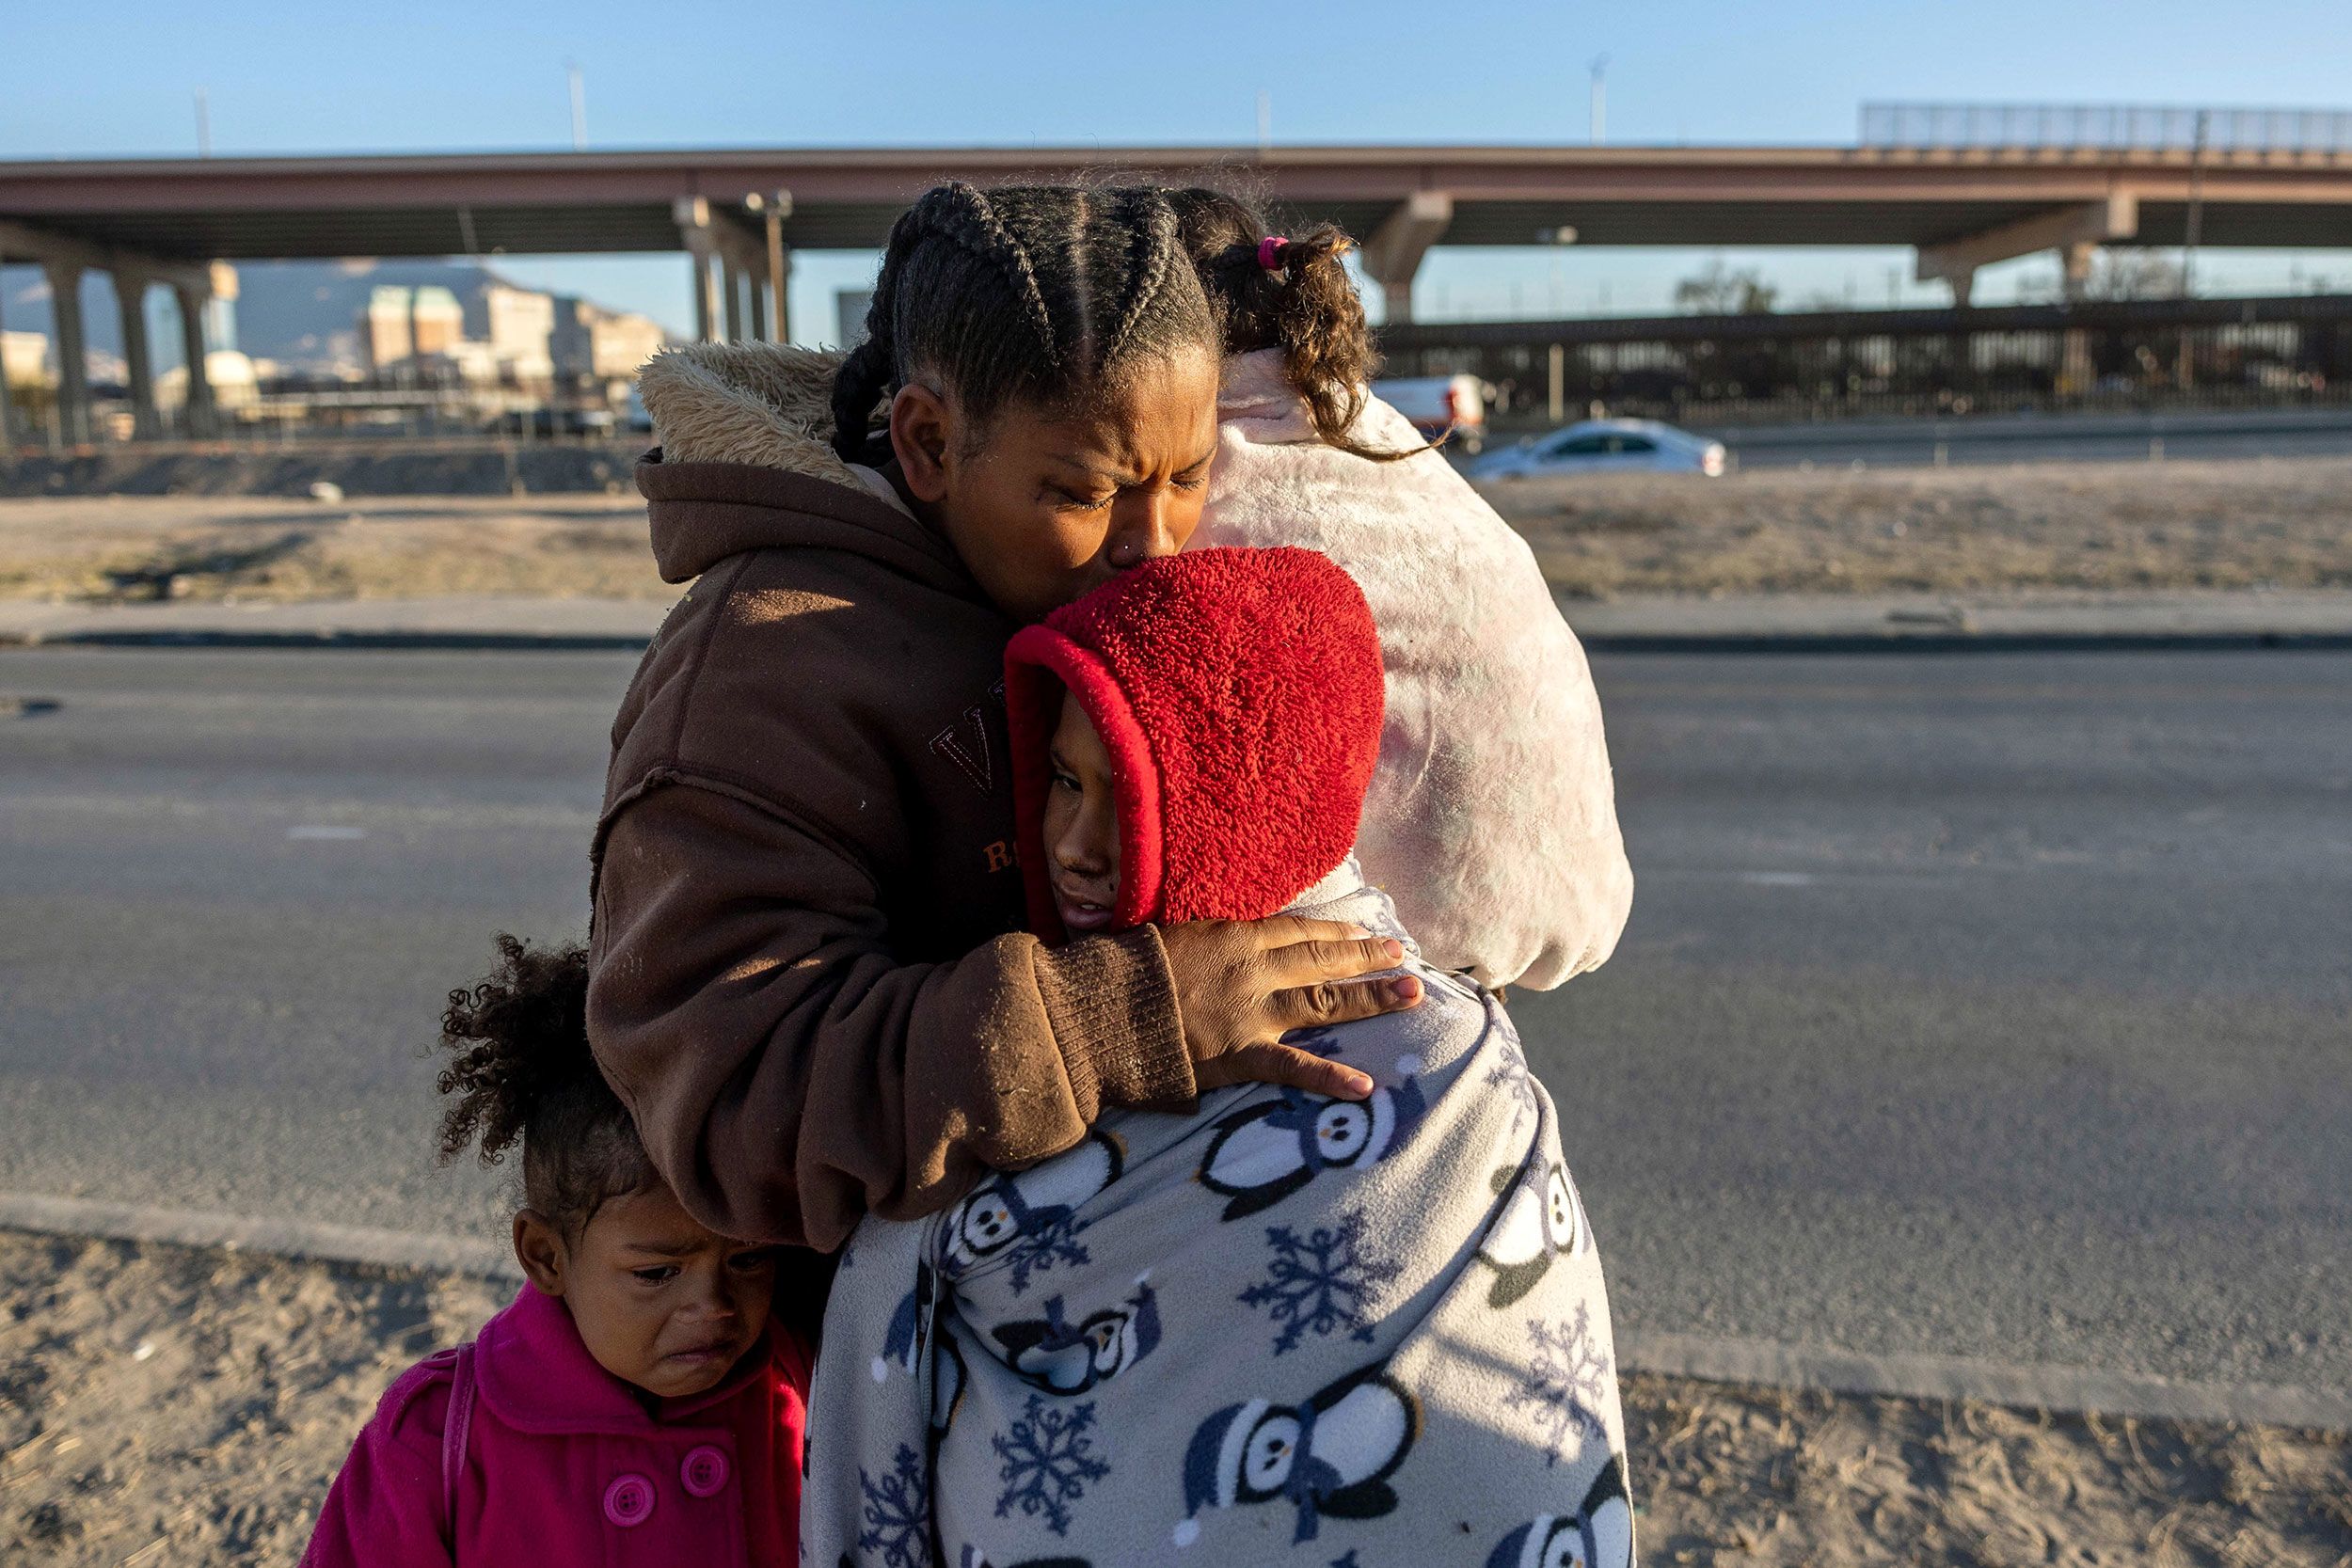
[1160,917,1422,1101]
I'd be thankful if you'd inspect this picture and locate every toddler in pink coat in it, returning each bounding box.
[302,937,816,1567]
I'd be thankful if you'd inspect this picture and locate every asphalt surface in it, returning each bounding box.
[2,647,2346,1396]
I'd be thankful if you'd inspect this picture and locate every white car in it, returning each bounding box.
[1470,419,1726,479]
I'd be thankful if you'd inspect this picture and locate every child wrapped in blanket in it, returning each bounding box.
[805,546,1634,1568]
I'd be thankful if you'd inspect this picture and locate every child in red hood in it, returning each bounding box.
[301,939,815,1568]
[804,547,1630,1568]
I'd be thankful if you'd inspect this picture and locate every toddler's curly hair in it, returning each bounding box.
[437,934,656,1238]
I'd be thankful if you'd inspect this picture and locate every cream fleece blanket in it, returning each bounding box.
[1200,352,1633,990]
[804,866,1633,1568]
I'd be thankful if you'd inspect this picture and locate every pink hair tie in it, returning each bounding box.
[1256,235,1290,273]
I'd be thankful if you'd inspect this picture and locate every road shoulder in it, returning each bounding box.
[6,1227,2346,1568]
[7,588,2352,653]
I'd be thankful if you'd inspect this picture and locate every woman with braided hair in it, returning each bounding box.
[593,184,1424,1287]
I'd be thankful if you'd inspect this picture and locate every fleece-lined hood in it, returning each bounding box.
[629,342,967,592]
[1003,546,1385,940]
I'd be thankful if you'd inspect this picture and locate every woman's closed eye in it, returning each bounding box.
[1049,483,1116,513]
[726,1246,779,1274]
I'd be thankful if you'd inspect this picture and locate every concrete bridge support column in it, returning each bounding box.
[738,190,795,344]
[44,261,90,446]
[174,280,216,438]
[722,258,747,342]
[0,262,17,451]
[767,246,792,344]
[114,271,160,439]
[675,198,724,344]
[688,243,723,343]
[1360,190,1454,326]
[2058,242,2098,394]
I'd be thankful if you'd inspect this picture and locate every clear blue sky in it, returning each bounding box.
[8,0,2352,338]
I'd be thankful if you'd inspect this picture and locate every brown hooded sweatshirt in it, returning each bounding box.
[588,343,1191,1251]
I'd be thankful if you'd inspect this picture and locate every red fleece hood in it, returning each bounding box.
[1005,546,1384,938]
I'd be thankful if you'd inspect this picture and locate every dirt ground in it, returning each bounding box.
[1502,456,2352,598]
[0,495,668,605]
[3,456,2350,608]
[5,1232,2345,1567]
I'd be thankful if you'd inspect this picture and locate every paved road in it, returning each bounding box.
[2,647,2346,1395]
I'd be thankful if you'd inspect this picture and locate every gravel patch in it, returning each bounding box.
[5,1230,2344,1567]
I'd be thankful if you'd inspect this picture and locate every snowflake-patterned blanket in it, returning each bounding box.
[804,868,1634,1568]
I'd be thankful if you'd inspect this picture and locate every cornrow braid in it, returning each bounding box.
[830,182,1216,461]
[938,182,1062,368]
[1097,188,1184,370]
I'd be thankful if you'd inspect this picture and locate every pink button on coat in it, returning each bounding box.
[302,1284,810,1568]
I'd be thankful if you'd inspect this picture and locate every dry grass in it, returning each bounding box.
[1493,456,2352,598]
[3,458,2352,610]
[0,495,668,606]
[5,1232,2346,1567]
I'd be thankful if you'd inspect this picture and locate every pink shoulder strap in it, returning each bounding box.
[440,1343,478,1548]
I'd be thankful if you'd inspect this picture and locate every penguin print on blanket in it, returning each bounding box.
[1486,1455,1634,1568]
[1197,1072,1429,1222]
[1175,1360,1420,1546]
[1474,1159,1590,1308]
[943,1129,1125,1292]
[958,1550,1090,1568]
[930,1333,968,1437]
[992,1277,1163,1395]
[871,1261,969,1437]
[872,1259,938,1383]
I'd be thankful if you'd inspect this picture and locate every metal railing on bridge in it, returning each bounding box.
[1860,102,2352,155]
[1379,292,2352,431]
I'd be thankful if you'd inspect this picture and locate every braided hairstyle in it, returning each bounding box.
[1168,187,1423,463]
[437,934,655,1238]
[831,182,1217,462]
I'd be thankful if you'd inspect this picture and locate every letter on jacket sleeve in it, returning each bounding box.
[300,1364,454,1568]
[589,784,1193,1251]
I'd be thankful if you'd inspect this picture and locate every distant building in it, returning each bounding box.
[485,282,556,384]
[205,261,241,355]
[157,350,261,411]
[360,286,412,369]
[2,329,48,388]
[409,287,465,356]
[347,271,662,397]
[552,296,669,381]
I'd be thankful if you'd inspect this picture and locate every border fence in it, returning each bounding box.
[1859,102,2352,155]
[1376,293,2352,431]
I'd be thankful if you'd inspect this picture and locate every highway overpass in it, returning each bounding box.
[7,139,2352,442]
